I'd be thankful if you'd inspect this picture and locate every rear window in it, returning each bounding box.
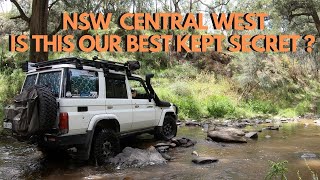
[23,74,37,90]
[21,71,62,97]
[37,71,62,97]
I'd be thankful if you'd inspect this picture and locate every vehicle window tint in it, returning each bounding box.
[106,75,127,99]
[37,71,61,97]
[128,79,149,99]
[67,69,99,98]
[22,74,37,90]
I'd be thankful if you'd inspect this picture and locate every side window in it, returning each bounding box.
[22,74,37,90]
[106,75,128,99]
[128,79,149,99]
[66,69,99,98]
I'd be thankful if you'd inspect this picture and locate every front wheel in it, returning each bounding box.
[155,115,177,141]
[91,129,120,165]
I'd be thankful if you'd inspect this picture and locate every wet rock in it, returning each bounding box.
[192,151,199,156]
[169,143,176,148]
[314,120,320,124]
[265,119,272,123]
[181,139,196,148]
[214,127,245,136]
[304,113,315,119]
[192,157,218,164]
[109,146,166,168]
[255,119,263,124]
[266,126,279,130]
[178,138,188,145]
[233,122,248,128]
[170,137,180,145]
[154,143,171,148]
[265,135,271,138]
[280,118,290,123]
[185,121,201,127]
[207,127,247,143]
[172,137,196,148]
[301,153,317,159]
[245,132,258,139]
[160,153,172,161]
[156,146,170,153]
[176,120,182,126]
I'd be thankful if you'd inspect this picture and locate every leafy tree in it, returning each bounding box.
[274,0,320,36]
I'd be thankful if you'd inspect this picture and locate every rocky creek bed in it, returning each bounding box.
[1,118,320,179]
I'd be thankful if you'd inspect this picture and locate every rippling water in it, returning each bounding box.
[1,120,320,180]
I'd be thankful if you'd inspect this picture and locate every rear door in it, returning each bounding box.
[59,68,104,135]
[128,78,156,130]
[105,74,133,132]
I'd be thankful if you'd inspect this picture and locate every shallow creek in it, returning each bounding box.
[0,119,320,180]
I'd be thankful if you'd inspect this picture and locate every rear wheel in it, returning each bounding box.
[155,115,177,141]
[91,129,120,165]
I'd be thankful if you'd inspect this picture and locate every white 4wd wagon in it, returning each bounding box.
[3,57,178,164]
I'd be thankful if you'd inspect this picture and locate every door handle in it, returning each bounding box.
[107,105,113,109]
[135,105,139,108]
[147,105,154,108]
[78,106,88,112]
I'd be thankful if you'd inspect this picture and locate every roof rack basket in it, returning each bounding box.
[30,57,140,76]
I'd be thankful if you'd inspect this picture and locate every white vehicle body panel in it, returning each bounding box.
[23,63,177,137]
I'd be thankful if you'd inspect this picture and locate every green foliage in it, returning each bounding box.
[157,82,202,120]
[278,108,298,118]
[265,160,288,180]
[158,63,198,79]
[0,68,25,121]
[207,95,235,118]
[248,100,279,114]
[295,100,311,116]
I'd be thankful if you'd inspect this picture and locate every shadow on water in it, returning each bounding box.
[0,120,320,179]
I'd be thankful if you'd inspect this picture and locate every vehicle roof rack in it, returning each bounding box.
[31,57,140,76]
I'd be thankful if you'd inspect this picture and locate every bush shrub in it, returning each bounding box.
[295,100,311,116]
[247,100,279,114]
[207,95,235,118]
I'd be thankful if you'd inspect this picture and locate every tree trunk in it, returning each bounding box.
[311,9,320,36]
[29,0,48,62]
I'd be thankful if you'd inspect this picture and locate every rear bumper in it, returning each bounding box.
[43,132,92,147]
[40,131,94,160]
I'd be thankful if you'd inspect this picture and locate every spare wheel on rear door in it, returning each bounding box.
[12,85,58,137]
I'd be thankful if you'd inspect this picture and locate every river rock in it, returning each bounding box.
[265,119,272,123]
[156,146,170,153]
[265,135,271,138]
[207,128,247,143]
[160,153,172,161]
[185,121,201,127]
[245,132,258,139]
[192,151,199,156]
[154,143,171,148]
[172,137,196,147]
[192,157,219,164]
[266,126,279,130]
[108,146,166,168]
[169,143,177,148]
[301,153,317,159]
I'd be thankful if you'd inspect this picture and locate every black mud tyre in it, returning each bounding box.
[155,115,177,141]
[36,86,58,133]
[91,129,120,165]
